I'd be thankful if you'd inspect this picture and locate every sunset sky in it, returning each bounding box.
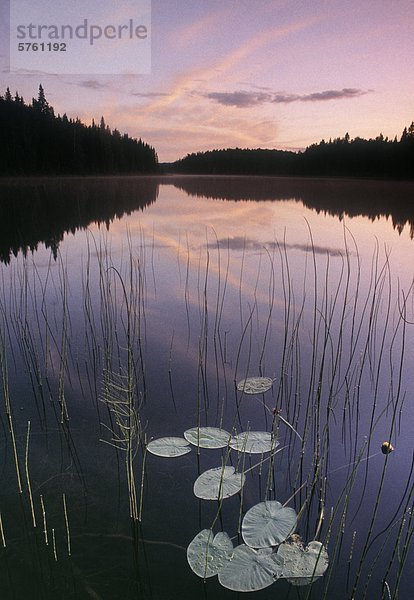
[1,0,414,161]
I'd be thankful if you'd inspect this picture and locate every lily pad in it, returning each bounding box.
[147,436,191,457]
[230,431,278,454]
[242,501,297,548]
[237,377,273,394]
[184,427,232,449]
[218,544,284,592]
[194,466,246,500]
[187,529,233,578]
[277,539,329,586]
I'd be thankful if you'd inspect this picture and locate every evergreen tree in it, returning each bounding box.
[173,125,414,179]
[34,84,54,116]
[0,85,158,175]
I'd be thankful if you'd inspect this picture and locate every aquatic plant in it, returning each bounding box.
[147,436,191,457]
[0,209,413,599]
[242,500,297,548]
[184,426,232,448]
[194,466,246,501]
[147,400,329,593]
[187,529,233,578]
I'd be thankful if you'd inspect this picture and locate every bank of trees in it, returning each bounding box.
[2,84,413,180]
[0,85,158,175]
[173,126,414,179]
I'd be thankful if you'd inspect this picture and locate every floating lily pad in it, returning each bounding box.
[237,377,273,394]
[146,436,191,457]
[194,466,246,500]
[277,539,329,586]
[230,431,279,454]
[187,529,233,578]
[218,544,284,592]
[242,500,297,548]
[184,427,232,449]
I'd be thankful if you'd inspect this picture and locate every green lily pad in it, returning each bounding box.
[242,500,297,548]
[187,529,233,578]
[218,544,284,592]
[194,466,246,500]
[146,436,191,457]
[184,427,232,449]
[230,431,278,454]
[236,377,273,394]
[277,539,329,586]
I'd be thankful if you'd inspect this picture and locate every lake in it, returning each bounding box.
[0,175,413,599]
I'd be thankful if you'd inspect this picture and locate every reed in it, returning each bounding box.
[0,216,413,598]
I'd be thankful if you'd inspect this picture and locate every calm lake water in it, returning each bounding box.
[0,175,414,599]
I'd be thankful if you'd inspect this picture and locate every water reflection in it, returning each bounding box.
[0,176,159,263]
[1,175,414,265]
[1,176,414,599]
[167,175,414,238]
[207,236,349,257]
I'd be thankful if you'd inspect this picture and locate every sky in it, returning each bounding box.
[1,0,414,162]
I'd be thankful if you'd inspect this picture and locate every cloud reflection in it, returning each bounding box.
[207,236,347,257]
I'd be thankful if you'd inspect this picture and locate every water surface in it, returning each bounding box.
[0,175,413,599]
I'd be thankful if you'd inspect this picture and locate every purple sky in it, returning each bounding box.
[2,0,414,161]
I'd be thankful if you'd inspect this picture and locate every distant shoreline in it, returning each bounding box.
[2,172,414,185]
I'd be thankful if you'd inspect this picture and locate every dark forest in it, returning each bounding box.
[2,85,413,180]
[171,126,414,179]
[0,85,158,175]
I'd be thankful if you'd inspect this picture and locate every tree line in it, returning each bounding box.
[0,85,158,175]
[172,126,414,179]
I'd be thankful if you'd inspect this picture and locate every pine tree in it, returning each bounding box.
[34,84,54,116]
[1,84,158,175]
[38,84,47,111]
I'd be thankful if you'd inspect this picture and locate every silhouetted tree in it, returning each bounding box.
[0,85,158,175]
[173,126,414,179]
